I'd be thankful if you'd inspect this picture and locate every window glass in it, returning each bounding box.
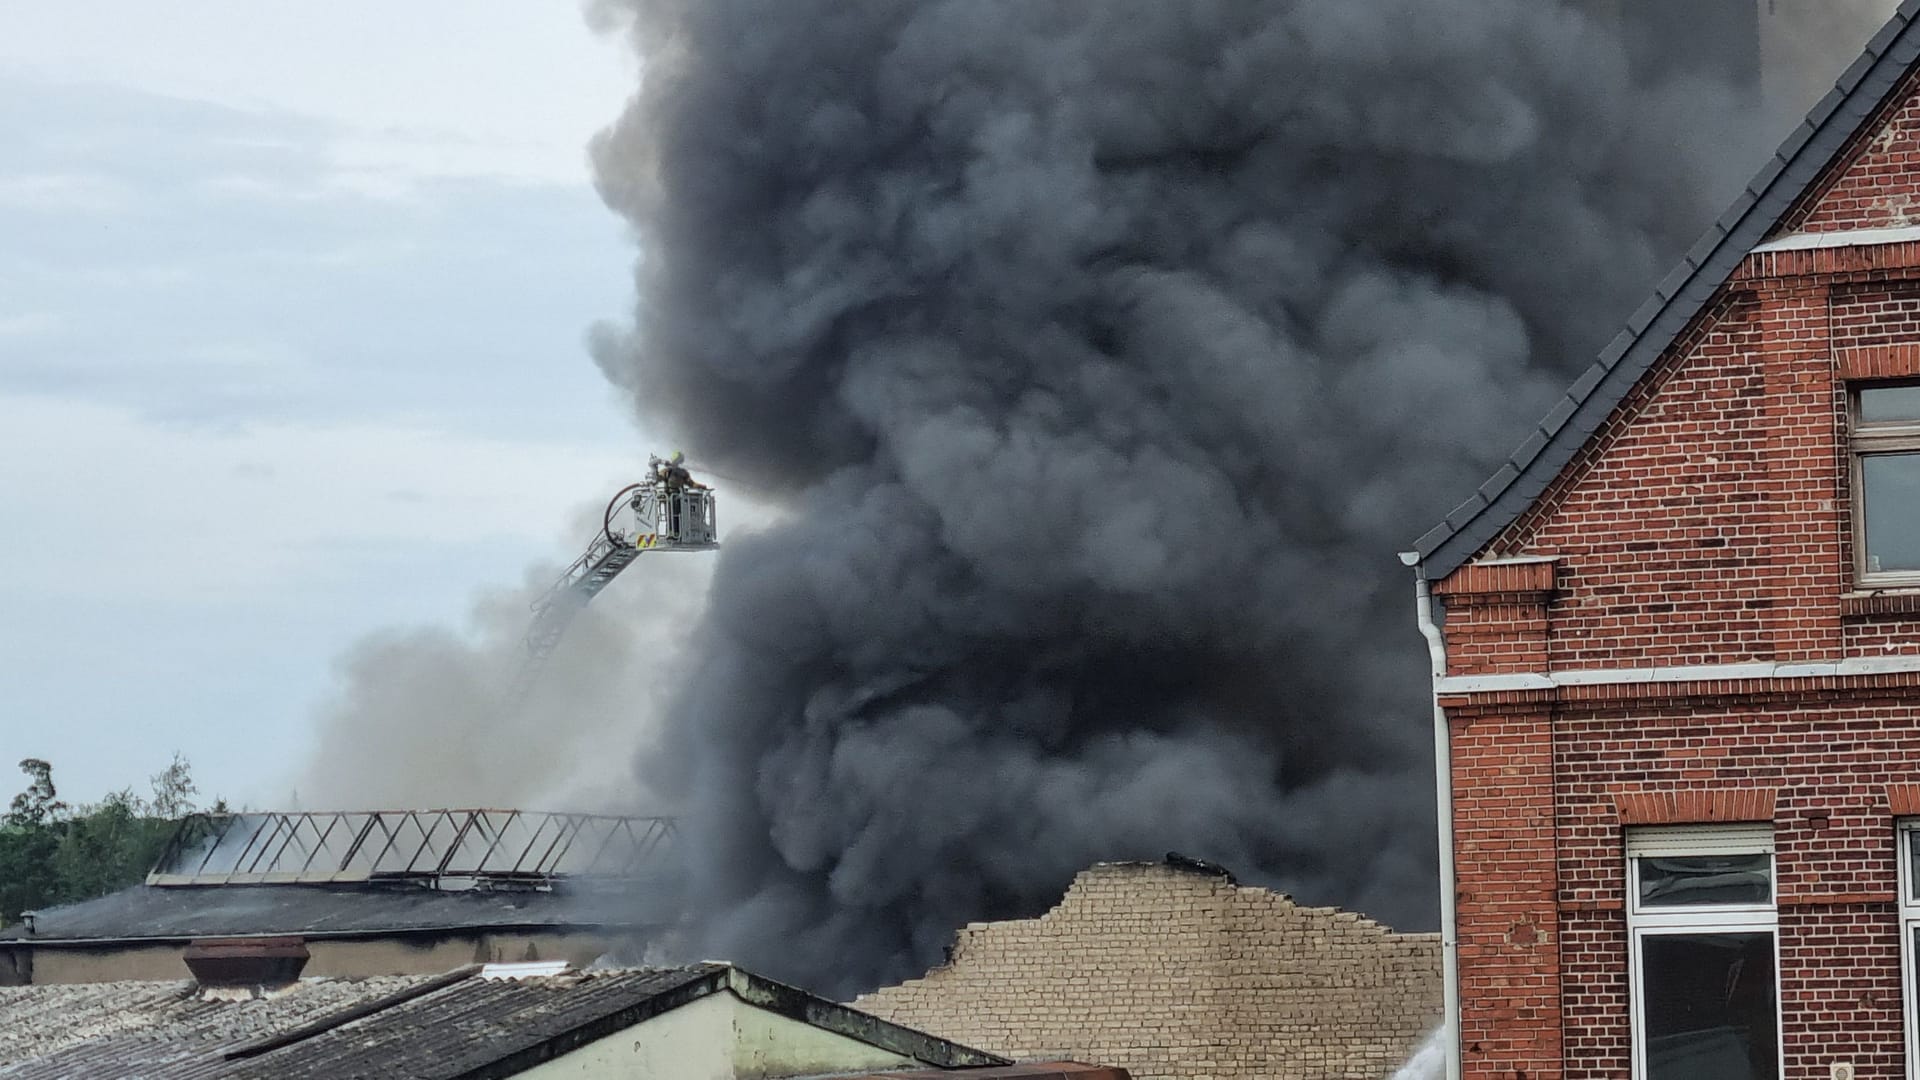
[1637,854,1771,907]
[1640,932,1778,1080]
[1862,453,1920,575]
[1860,385,1920,423]
[1910,830,1920,903]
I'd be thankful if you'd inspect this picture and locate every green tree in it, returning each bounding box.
[0,760,64,924]
[149,754,197,819]
[6,759,65,827]
[0,757,207,927]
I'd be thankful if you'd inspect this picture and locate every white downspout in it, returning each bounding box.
[1402,550,1460,1080]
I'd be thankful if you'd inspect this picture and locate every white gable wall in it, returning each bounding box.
[513,992,734,1080]
[727,991,920,1079]
[511,989,922,1080]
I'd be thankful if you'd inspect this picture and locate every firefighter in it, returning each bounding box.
[657,451,699,493]
[657,451,705,538]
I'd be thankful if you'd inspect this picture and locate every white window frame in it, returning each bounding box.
[1897,821,1920,1080]
[1626,824,1781,1080]
[1850,383,1920,589]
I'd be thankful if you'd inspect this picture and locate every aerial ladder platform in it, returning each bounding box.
[510,454,719,703]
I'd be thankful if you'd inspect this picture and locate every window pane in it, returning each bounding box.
[1860,386,1920,422]
[1641,932,1777,1080]
[1862,454,1920,575]
[1910,832,1920,903]
[1638,855,1771,907]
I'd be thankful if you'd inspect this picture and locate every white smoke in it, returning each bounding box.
[292,497,776,812]
[1389,1027,1447,1080]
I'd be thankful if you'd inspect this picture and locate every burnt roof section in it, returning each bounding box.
[0,963,1009,1079]
[147,810,677,888]
[1412,0,1920,580]
[0,879,674,945]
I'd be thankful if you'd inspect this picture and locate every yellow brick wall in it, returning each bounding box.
[852,862,1441,1080]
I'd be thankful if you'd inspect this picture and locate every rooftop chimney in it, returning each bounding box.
[184,937,309,996]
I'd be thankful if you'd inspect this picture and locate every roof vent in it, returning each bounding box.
[184,937,309,995]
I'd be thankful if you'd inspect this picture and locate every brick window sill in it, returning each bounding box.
[1841,590,1920,618]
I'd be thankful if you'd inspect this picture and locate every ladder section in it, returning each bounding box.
[507,477,721,708]
[523,534,644,663]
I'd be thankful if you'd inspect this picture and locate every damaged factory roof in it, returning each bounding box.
[0,880,666,945]
[0,809,679,947]
[145,810,676,887]
[0,962,1017,1079]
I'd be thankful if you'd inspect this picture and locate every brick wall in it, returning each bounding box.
[1438,264,1920,1074]
[852,862,1441,1080]
[1480,263,1920,670]
[1550,694,1920,1080]
[1794,69,1920,234]
[1493,290,1810,669]
[1448,707,1560,1079]
[1434,560,1555,676]
[1428,47,1920,1080]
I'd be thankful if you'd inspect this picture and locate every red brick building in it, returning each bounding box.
[1406,5,1920,1079]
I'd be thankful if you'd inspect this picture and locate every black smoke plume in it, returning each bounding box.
[577,0,1874,993]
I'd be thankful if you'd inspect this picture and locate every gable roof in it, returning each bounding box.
[0,964,1008,1080]
[1411,0,1920,580]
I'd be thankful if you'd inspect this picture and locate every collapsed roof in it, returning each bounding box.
[2,810,683,946]
[146,810,676,888]
[0,880,667,946]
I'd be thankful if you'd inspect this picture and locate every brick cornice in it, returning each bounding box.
[1441,668,1920,714]
[1842,591,1920,618]
[1887,783,1920,816]
[1611,787,1776,825]
[1736,239,1920,282]
[1838,342,1920,380]
[1435,559,1555,599]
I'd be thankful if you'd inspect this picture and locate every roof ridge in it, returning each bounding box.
[1411,0,1920,579]
[221,965,480,1062]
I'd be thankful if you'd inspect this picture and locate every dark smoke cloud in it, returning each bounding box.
[578,0,1869,994]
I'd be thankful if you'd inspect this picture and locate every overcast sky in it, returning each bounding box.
[0,3,658,808]
[3,2,1906,817]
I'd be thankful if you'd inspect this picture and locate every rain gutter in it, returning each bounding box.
[1402,550,1460,1080]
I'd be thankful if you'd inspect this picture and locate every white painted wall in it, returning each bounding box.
[515,992,734,1080]
[728,994,919,1079]
[510,989,922,1080]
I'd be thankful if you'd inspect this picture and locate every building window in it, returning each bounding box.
[1852,384,1920,587]
[1899,822,1920,1080]
[1626,824,1778,1080]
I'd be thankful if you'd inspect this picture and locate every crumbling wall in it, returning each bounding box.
[853,862,1441,1080]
